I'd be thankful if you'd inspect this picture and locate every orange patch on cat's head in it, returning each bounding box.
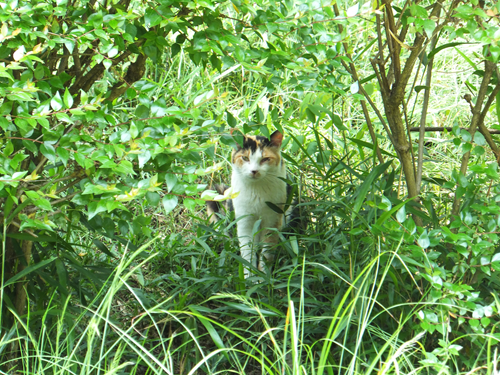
[262,148,281,166]
[232,148,251,167]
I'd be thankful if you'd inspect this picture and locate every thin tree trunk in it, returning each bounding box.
[332,3,385,165]
[14,240,33,317]
[384,100,419,200]
[416,13,441,194]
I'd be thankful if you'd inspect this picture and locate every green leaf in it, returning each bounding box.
[14,118,30,132]
[126,88,137,99]
[469,319,480,328]
[265,201,284,214]
[350,81,359,94]
[188,306,229,361]
[88,200,108,220]
[395,205,406,223]
[376,198,416,226]
[481,317,491,327]
[353,161,392,213]
[454,46,478,70]
[409,4,428,18]
[415,85,430,93]
[162,195,178,214]
[146,191,160,206]
[55,259,68,294]
[333,115,348,131]
[347,138,395,157]
[10,153,27,170]
[92,239,115,257]
[234,46,245,61]
[227,111,236,128]
[4,141,14,156]
[473,146,485,156]
[138,150,151,168]
[130,122,139,138]
[183,198,196,212]
[144,45,158,63]
[485,163,499,179]
[305,108,316,123]
[428,42,469,61]
[55,112,73,124]
[4,257,57,287]
[74,152,86,167]
[89,12,103,27]
[50,91,63,111]
[25,191,40,200]
[115,160,135,175]
[417,230,430,249]
[144,9,161,27]
[0,117,9,131]
[422,19,436,36]
[0,101,13,115]
[165,174,177,192]
[135,105,149,119]
[37,117,50,129]
[171,43,181,57]
[63,88,74,108]
[40,143,57,163]
[8,92,35,102]
[35,198,53,211]
[57,147,69,166]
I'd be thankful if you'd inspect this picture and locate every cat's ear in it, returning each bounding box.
[270,130,283,147]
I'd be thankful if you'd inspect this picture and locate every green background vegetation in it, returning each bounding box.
[1,0,500,373]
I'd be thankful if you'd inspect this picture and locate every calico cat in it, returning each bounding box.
[207,130,293,278]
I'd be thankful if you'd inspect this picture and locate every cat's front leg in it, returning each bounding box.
[236,216,258,278]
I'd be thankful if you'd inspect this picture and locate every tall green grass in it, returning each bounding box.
[2,234,498,375]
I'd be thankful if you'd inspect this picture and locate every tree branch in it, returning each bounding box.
[416,11,441,194]
[105,53,147,103]
[57,45,70,76]
[382,0,401,83]
[24,192,79,215]
[451,60,496,216]
[478,123,500,157]
[333,3,385,164]
[410,126,500,134]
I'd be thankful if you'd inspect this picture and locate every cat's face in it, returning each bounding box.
[231,131,284,181]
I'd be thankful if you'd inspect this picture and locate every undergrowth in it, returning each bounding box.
[2,231,499,375]
[2,151,500,374]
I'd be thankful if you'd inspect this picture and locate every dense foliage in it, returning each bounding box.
[1,0,500,373]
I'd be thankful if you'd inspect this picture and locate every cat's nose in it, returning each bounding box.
[251,170,258,176]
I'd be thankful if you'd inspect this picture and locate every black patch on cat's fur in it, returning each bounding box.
[238,136,267,152]
[236,131,281,152]
[242,137,258,152]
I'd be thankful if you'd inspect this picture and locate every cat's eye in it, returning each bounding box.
[242,156,249,161]
[261,157,270,163]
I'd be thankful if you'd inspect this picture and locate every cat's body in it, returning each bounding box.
[231,131,287,277]
[207,131,290,278]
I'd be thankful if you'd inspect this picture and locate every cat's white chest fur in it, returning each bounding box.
[232,168,287,222]
[229,131,287,278]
